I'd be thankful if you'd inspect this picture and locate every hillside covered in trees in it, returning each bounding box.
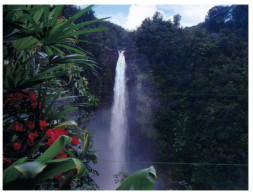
[3,4,248,190]
[125,5,248,190]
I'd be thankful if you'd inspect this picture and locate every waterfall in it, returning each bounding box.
[91,51,128,190]
[109,50,128,171]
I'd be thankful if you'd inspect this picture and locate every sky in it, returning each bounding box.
[79,4,216,31]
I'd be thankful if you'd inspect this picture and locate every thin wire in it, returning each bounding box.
[99,159,248,167]
[98,92,244,97]
[6,157,248,167]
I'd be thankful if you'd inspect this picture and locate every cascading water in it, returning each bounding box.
[92,51,128,190]
[109,50,128,170]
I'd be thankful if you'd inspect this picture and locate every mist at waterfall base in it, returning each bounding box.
[88,51,159,190]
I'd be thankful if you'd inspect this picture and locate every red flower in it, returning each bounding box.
[12,121,24,132]
[71,137,79,146]
[31,102,37,109]
[25,120,35,130]
[13,142,22,151]
[69,182,73,187]
[54,173,63,183]
[58,148,65,155]
[7,92,26,103]
[46,127,69,146]
[28,91,37,102]
[28,131,39,141]
[55,148,67,159]
[55,127,68,136]
[46,129,54,137]
[46,138,56,146]
[55,154,67,159]
[39,120,47,131]
[27,91,37,109]
[27,131,39,146]
[39,101,42,108]
[64,130,69,135]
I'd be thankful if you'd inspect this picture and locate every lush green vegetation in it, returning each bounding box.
[126,5,248,190]
[3,4,107,190]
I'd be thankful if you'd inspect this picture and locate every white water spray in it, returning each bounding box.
[92,51,128,189]
[110,50,128,165]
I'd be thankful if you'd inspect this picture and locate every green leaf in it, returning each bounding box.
[117,166,157,190]
[65,149,76,158]
[59,27,109,40]
[26,14,42,34]
[49,5,64,27]
[50,5,94,36]
[22,75,59,88]
[25,64,65,85]
[32,6,44,23]
[37,158,86,181]
[55,44,87,56]
[55,120,78,129]
[12,36,38,51]
[43,5,50,30]
[35,135,71,162]
[44,45,53,56]
[14,161,47,179]
[50,45,65,55]
[62,17,110,34]
[78,131,89,160]
[3,157,27,186]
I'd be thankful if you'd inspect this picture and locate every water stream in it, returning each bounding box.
[109,50,128,168]
[91,51,128,190]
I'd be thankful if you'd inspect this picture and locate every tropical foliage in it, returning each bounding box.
[3,4,107,190]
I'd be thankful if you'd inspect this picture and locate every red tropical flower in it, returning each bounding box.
[12,121,24,132]
[27,91,37,109]
[54,173,63,182]
[46,129,56,146]
[55,127,69,136]
[55,154,67,159]
[7,92,26,103]
[58,148,65,155]
[46,128,54,137]
[25,120,35,130]
[71,137,79,146]
[46,127,69,146]
[46,138,56,146]
[54,148,67,159]
[39,101,42,108]
[31,102,37,109]
[13,142,22,151]
[27,131,39,146]
[39,120,47,131]
[28,131,39,141]
[28,91,37,102]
